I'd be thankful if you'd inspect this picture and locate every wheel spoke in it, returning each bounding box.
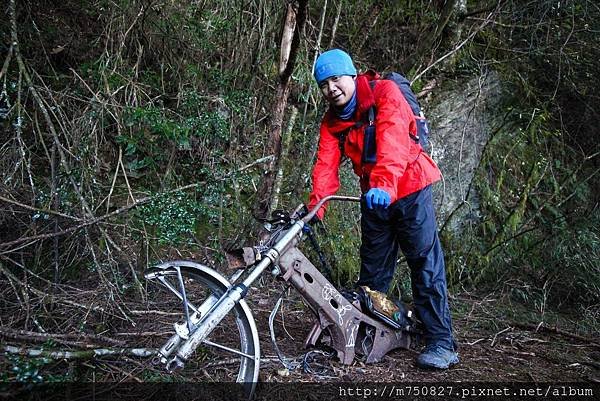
[144,261,260,398]
[157,275,200,314]
[202,339,256,360]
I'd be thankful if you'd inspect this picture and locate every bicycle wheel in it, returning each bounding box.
[145,261,260,396]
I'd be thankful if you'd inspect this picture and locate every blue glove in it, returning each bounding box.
[303,214,322,233]
[299,206,321,234]
[364,188,391,210]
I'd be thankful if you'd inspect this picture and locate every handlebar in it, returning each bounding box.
[299,195,361,223]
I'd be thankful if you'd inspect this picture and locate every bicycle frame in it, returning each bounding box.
[144,195,415,393]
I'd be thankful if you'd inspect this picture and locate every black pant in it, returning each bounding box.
[358,186,455,349]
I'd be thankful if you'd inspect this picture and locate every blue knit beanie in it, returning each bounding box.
[313,49,357,85]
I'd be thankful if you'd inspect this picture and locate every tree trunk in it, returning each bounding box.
[255,0,308,219]
[410,0,463,74]
[269,106,298,213]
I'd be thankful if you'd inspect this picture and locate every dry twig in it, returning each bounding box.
[0,327,126,347]
[0,183,199,253]
[3,345,155,360]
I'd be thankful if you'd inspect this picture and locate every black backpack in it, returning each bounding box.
[361,72,430,163]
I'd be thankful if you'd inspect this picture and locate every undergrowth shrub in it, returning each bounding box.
[538,212,600,307]
[443,104,599,311]
[437,0,600,317]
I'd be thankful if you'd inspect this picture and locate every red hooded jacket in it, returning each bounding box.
[308,72,441,219]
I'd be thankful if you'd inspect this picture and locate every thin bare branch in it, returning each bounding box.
[0,183,199,252]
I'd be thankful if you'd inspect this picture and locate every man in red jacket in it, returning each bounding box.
[308,49,458,369]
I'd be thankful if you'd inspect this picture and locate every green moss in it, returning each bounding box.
[440,97,599,311]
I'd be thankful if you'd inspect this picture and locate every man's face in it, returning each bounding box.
[319,75,356,107]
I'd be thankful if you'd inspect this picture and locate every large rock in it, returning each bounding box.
[425,71,503,232]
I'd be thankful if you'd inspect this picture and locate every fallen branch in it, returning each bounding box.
[205,356,283,368]
[510,322,600,348]
[129,309,180,316]
[465,338,487,346]
[0,327,126,347]
[3,345,155,360]
[115,331,171,337]
[491,326,512,347]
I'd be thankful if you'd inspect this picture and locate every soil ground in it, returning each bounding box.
[242,286,600,384]
[1,275,598,400]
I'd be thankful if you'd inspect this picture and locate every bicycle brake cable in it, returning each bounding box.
[302,349,336,379]
[269,286,337,378]
[268,286,302,371]
[305,229,334,281]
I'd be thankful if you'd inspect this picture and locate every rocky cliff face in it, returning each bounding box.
[426,71,504,232]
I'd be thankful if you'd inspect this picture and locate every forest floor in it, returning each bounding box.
[234,285,600,384]
[1,275,599,399]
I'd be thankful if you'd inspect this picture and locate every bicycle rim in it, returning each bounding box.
[148,264,260,396]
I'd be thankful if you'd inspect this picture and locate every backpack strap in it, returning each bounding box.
[360,82,377,163]
[362,105,377,164]
[362,80,419,164]
[338,106,374,161]
[337,128,349,160]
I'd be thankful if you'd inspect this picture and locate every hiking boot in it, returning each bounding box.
[416,344,459,369]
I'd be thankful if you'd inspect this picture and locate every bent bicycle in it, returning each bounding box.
[144,196,419,398]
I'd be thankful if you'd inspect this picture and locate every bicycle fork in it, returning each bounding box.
[149,222,303,371]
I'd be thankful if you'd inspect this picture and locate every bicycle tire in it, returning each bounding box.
[146,261,260,397]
